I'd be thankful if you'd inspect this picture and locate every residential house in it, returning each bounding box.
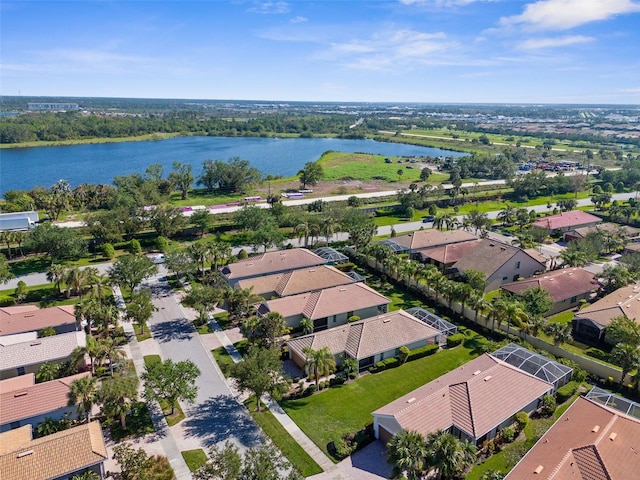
[0,331,86,380]
[257,282,390,331]
[564,222,640,243]
[0,422,107,480]
[501,268,600,316]
[372,352,556,445]
[221,248,326,286]
[287,310,441,371]
[531,210,601,235]
[572,283,640,345]
[453,239,546,292]
[416,239,481,273]
[236,265,357,300]
[505,395,640,480]
[380,229,477,257]
[0,305,78,339]
[0,372,91,432]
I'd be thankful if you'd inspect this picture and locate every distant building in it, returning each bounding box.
[27,102,79,111]
[0,211,39,232]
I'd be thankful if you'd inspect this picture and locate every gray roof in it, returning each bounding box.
[0,331,86,371]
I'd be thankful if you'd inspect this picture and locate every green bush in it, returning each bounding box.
[331,437,356,460]
[375,361,386,371]
[348,315,361,323]
[446,333,465,347]
[556,381,580,403]
[156,236,169,252]
[0,296,16,307]
[334,262,355,272]
[130,239,142,254]
[101,242,115,259]
[585,348,608,361]
[384,357,400,369]
[407,344,439,361]
[501,426,515,443]
[330,373,346,387]
[237,249,248,260]
[399,346,410,364]
[541,394,556,416]
[515,411,529,430]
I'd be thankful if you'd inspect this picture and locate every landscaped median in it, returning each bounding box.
[280,332,488,462]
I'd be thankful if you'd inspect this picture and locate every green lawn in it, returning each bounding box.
[547,310,575,325]
[134,323,152,342]
[364,274,423,311]
[142,355,186,426]
[244,397,324,477]
[181,449,208,472]
[281,336,487,461]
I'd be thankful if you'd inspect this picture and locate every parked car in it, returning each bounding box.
[422,215,435,223]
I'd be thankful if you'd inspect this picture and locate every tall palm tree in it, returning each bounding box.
[188,240,209,273]
[68,375,98,423]
[65,267,89,300]
[610,343,640,390]
[300,317,314,335]
[545,322,572,347]
[303,346,336,391]
[46,263,68,295]
[457,283,475,318]
[426,430,477,480]
[401,260,418,288]
[99,337,126,377]
[320,216,340,244]
[419,265,440,297]
[469,293,489,326]
[387,430,428,480]
[493,298,528,339]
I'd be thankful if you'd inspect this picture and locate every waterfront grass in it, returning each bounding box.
[0,132,181,149]
[280,339,484,461]
[244,397,324,477]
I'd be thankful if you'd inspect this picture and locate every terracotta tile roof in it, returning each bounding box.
[288,310,440,361]
[531,211,602,231]
[372,354,553,440]
[389,229,477,251]
[453,239,545,278]
[506,396,640,480]
[501,268,600,303]
[237,265,354,298]
[569,222,640,239]
[416,240,481,265]
[261,283,390,321]
[0,305,76,336]
[0,372,90,425]
[0,373,35,393]
[0,421,107,480]
[221,248,325,281]
[0,331,86,372]
[576,283,640,327]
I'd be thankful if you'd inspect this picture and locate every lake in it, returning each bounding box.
[0,136,465,193]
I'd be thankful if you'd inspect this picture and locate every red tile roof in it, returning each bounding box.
[221,248,325,281]
[531,211,602,231]
[416,240,481,265]
[373,354,553,441]
[389,229,477,251]
[237,265,354,297]
[501,268,599,303]
[0,305,76,336]
[0,372,90,425]
[506,396,640,480]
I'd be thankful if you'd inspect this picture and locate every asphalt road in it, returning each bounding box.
[144,270,263,452]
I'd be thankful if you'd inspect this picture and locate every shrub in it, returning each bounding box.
[407,344,439,361]
[501,426,515,443]
[156,236,169,252]
[101,242,115,259]
[0,296,16,307]
[129,238,142,254]
[541,394,556,416]
[398,346,410,364]
[348,315,361,323]
[446,333,465,347]
[331,437,356,460]
[330,373,347,387]
[302,385,315,397]
[375,361,386,371]
[586,348,608,361]
[368,366,376,374]
[383,357,400,369]
[556,381,580,403]
[237,249,248,260]
[515,411,529,430]
[334,262,355,272]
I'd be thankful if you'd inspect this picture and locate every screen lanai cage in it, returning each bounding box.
[406,307,457,345]
[490,343,573,391]
[378,239,409,254]
[586,387,640,420]
[313,247,348,265]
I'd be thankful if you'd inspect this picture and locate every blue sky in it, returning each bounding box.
[2,0,640,104]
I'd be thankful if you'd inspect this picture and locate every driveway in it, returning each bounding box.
[145,270,263,454]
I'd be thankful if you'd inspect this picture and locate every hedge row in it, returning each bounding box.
[556,380,580,403]
[446,333,465,347]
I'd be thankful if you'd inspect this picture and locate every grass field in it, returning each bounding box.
[244,397,324,477]
[280,335,487,462]
[181,449,208,472]
[0,132,181,149]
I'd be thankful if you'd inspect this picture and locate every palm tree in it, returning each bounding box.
[36,362,59,383]
[497,205,516,227]
[320,216,340,244]
[300,317,314,335]
[46,263,68,296]
[469,293,489,326]
[401,260,418,288]
[72,471,101,480]
[65,267,89,299]
[99,337,126,377]
[457,283,475,318]
[188,241,209,273]
[463,209,491,236]
[303,346,336,391]
[387,430,428,480]
[426,430,477,480]
[383,254,402,280]
[529,315,547,337]
[545,322,572,346]
[68,375,98,423]
[72,334,100,374]
[225,287,263,323]
[559,248,589,267]
[419,265,440,296]
[610,342,640,390]
[493,298,528,339]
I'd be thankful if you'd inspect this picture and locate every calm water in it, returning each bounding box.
[0,136,464,193]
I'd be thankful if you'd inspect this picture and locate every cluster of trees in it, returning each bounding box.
[509,170,587,200]
[605,316,640,391]
[449,152,518,180]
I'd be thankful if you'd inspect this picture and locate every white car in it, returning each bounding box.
[148,253,165,264]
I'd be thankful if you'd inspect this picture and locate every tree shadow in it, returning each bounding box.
[182,395,263,449]
[150,317,194,343]
[148,283,172,299]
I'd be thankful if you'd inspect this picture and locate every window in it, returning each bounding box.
[17,367,25,376]
[347,311,354,319]
[516,261,521,269]
[570,296,577,303]
[502,276,508,281]
[513,274,519,281]
[332,315,337,323]
[377,305,388,314]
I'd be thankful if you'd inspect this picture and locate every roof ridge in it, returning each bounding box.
[302,290,322,319]
[573,445,613,480]
[275,271,293,296]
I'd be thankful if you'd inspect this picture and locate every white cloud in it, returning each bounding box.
[290,16,307,24]
[247,1,290,15]
[518,35,594,50]
[500,0,640,31]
